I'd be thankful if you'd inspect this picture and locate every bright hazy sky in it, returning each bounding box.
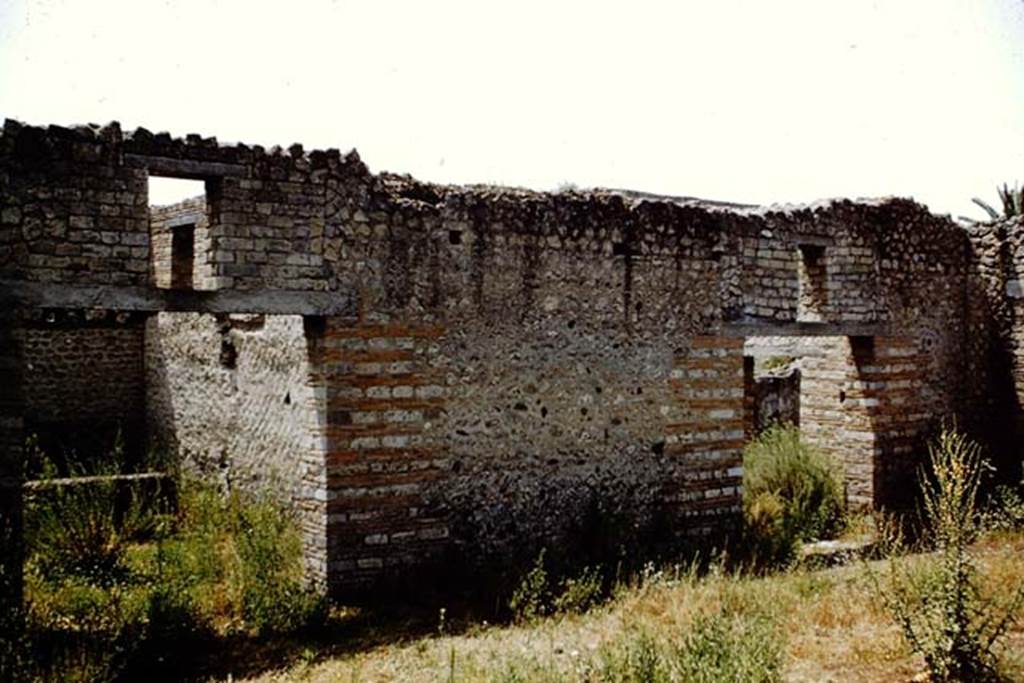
[1,0,1023,217]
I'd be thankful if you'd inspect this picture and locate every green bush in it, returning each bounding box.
[553,566,603,615]
[231,492,327,635]
[22,454,328,680]
[24,570,150,682]
[24,448,169,584]
[509,550,610,622]
[673,608,783,683]
[597,631,666,682]
[983,481,1024,532]
[509,549,552,622]
[869,428,1024,682]
[741,425,845,568]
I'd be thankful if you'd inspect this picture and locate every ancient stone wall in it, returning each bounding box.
[965,217,1024,480]
[750,367,800,432]
[145,312,329,585]
[0,306,24,642]
[800,336,928,508]
[0,119,369,293]
[0,123,150,286]
[309,178,969,584]
[315,184,742,589]
[0,118,993,595]
[15,311,146,462]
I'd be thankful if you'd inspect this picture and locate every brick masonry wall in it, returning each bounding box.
[312,180,970,587]
[664,337,745,530]
[322,324,746,591]
[0,119,370,292]
[801,336,927,508]
[11,313,147,464]
[145,313,329,585]
[17,320,145,424]
[321,320,449,589]
[0,122,150,286]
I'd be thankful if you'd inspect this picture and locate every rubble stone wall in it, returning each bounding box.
[750,369,801,432]
[0,119,996,594]
[966,217,1024,480]
[0,309,25,638]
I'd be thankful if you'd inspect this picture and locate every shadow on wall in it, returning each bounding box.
[401,453,741,609]
[0,308,25,669]
[965,219,1024,488]
[143,315,183,479]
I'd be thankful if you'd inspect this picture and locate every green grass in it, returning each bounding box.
[15,429,1024,682]
[234,529,1024,683]
[20,470,325,682]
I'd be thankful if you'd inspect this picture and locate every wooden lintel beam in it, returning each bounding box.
[1,280,356,317]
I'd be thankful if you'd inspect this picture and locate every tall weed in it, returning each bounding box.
[983,481,1024,532]
[869,428,1024,681]
[230,491,326,634]
[673,608,783,683]
[24,439,170,584]
[509,549,552,622]
[509,550,607,622]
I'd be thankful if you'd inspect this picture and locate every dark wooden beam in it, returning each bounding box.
[124,153,247,179]
[1,280,357,317]
[722,317,890,338]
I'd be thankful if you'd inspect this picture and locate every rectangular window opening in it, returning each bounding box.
[797,244,827,322]
[148,175,212,290]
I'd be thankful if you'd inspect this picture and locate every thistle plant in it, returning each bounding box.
[869,428,1024,682]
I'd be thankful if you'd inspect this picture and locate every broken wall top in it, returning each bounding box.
[1,119,968,333]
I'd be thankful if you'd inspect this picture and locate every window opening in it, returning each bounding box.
[797,244,827,322]
[148,175,210,290]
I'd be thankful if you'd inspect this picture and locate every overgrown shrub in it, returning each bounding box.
[509,550,608,622]
[673,608,783,682]
[24,445,169,584]
[24,569,150,682]
[869,428,1024,681]
[741,425,845,569]
[553,566,604,615]
[597,631,666,682]
[22,444,328,681]
[231,492,327,635]
[983,481,1024,532]
[509,550,552,622]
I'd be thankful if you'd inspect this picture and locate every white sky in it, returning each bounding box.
[1,0,1022,217]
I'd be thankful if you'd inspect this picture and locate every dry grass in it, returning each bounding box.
[240,531,1024,683]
